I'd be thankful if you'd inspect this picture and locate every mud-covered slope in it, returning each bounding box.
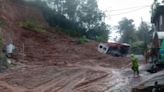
[0,0,136,92]
[0,0,130,68]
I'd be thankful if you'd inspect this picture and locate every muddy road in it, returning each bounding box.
[0,62,152,92]
[0,0,156,92]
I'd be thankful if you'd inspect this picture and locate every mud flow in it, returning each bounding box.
[1,0,163,92]
[0,63,155,92]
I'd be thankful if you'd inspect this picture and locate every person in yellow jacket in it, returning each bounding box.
[131,54,139,77]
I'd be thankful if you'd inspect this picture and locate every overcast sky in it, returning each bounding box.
[98,0,154,26]
[98,0,154,41]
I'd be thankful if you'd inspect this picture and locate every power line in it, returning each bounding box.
[110,6,150,16]
[110,5,150,12]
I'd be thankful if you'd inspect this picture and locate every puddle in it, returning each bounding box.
[105,67,151,92]
[105,69,130,92]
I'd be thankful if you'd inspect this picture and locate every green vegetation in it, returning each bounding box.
[96,35,108,42]
[0,35,3,49]
[0,20,4,49]
[25,0,110,42]
[19,19,46,32]
[0,54,8,72]
[117,18,136,43]
[0,18,5,28]
[62,29,83,37]
[117,18,151,54]
[78,36,89,44]
[131,41,144,54]
[0,32,8,72]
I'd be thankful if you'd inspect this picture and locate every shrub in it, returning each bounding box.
[95,35,108,42]
[0,32,4,53]
[0,54,8,72]
[0,35,3,49]
[0,18,5,28]
[63,29,83,37]
[130,41,144,54]
[0,19,8,72]
[78,36,89,44]
[19,19,46,32]
[0,33,8,72]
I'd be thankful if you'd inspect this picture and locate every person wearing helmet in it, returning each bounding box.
[131,54,139,77]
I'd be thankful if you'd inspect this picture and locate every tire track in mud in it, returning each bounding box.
[0,65,117,92]
[57,71,86,92]
[0,66,84,92]
[34,70,86,92]
[0,81,27,92]
[74,73,109,92]
[39,70,109,92]
[74,73,108,88]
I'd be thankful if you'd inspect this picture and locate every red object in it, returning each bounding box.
[107,42,130,49]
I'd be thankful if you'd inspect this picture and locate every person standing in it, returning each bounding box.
[131,54,139,77]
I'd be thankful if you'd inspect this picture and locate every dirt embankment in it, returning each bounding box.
[0,0,132,92]
[0,0,130,68]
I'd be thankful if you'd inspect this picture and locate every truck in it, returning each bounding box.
[98,42,130,57]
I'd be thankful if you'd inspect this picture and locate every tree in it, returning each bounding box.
[24,0,110,42]
[137,21,151,52]
[117,18,136,43]
[117,18,152,54]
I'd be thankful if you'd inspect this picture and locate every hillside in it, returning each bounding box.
[0,0,132,92]
[0,0,130,67]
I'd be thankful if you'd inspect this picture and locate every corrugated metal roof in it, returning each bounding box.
[157,31,164,39]
[153,32,164,39]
